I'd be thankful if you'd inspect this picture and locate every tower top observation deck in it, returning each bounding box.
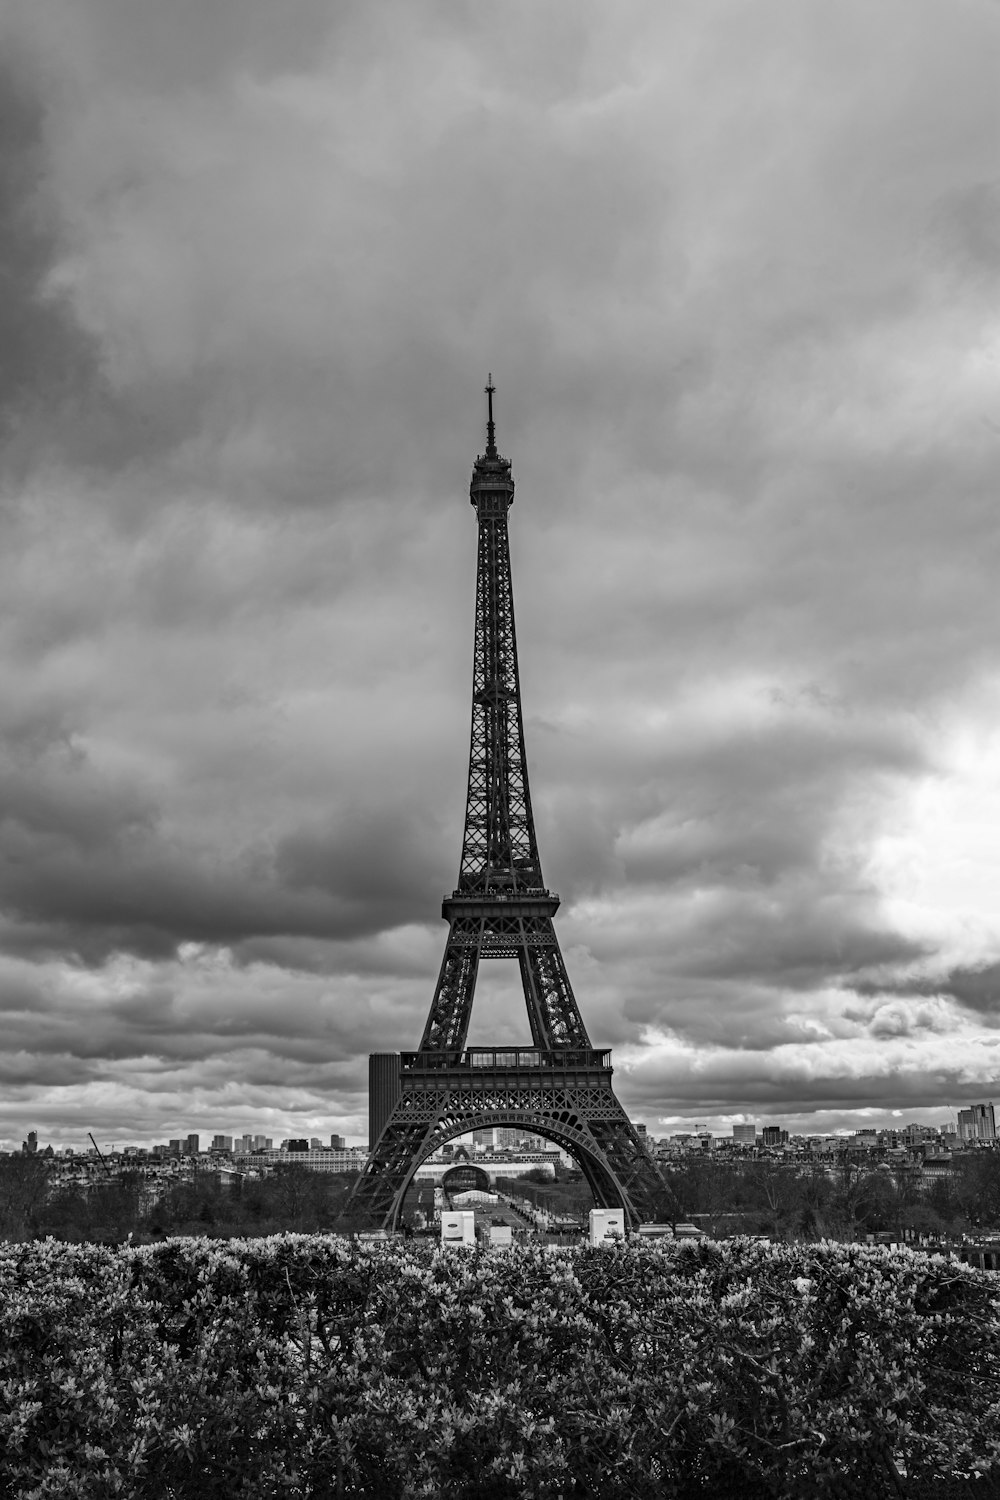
[470,374,514,514]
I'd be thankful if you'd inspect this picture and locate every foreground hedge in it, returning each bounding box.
[1,1235,998,1498]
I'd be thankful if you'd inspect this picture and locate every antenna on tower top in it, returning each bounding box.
[485,373,496,457]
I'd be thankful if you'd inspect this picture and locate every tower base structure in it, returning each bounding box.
[347,1047,670,1232]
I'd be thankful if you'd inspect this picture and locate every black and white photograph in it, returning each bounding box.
[2,3,1000,1495]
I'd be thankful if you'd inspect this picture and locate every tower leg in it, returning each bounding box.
[419,935,481,1054]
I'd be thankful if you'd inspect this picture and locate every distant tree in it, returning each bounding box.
[240,1183,269,1224]
[927,1174,962,1231]
[885,1162,922,1238]
[898,1201,949,1239]
[952,1151,1000,1230]
[662,1158,743,1234]
[266,1164,343,1231]
[151,1174,233,1235]
[82,1173,144,1241]
[0,1154,51,1239]
[39,1187,91,1240]
[854,1169,896,1235]
[744,1162,802,1240]
[660,1160,706,1221]
[827,1159,871,1239]
[796,1161,833,1240]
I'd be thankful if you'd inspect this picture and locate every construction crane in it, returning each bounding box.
[88,1132,113,1178]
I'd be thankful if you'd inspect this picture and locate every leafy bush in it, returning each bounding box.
[0,1235,998,1497]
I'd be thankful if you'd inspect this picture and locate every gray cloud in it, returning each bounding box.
[940,964,1000,1017]
[0,54,212,490]
[855,963,1000,1024]
[0,58,99,455]
[626,1063,1000,1120]
[1,0,999,1148]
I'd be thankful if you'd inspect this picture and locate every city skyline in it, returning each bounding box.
[10,1106,996,1163]
[7,1095,997,1159]
[2,2,1000,1151]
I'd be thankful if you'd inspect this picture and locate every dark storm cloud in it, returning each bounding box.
[624,1058,1000,1120]
[0,57,96,445]
[854,963,1000,1023]
[0,509,458,967]
[0,961,50,1015]
[610,715,921,896]
[0,954,392,1072]
[0,797,448,962]
[937,964,1000,1018]
[275,806,450,911]
[669,891,927,989]
[0,52,208,484]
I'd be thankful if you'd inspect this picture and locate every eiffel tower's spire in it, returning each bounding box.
[485,373,497,458]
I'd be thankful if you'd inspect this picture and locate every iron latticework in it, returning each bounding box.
[347,380,669,1231]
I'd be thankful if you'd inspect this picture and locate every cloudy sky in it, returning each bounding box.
[2,0,999,1151]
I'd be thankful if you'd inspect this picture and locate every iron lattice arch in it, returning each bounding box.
[346,383,671,1232]
[350,1045,672,1232]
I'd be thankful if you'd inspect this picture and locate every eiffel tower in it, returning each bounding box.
[346,381,669,1231]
